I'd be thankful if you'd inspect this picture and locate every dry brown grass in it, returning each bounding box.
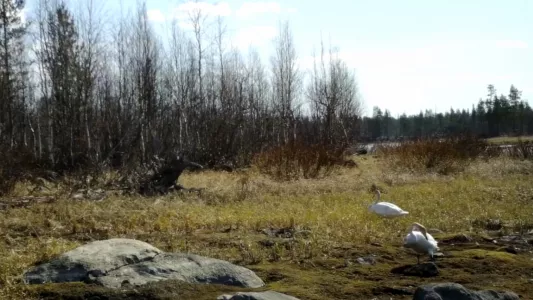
[486,135,533,144]
[377,136,488,175]
[252,141,348,181]
[1,154,533,299]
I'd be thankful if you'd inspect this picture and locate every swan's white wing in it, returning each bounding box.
[426,232,439,249]
[404,231,421,245]
[404,231,438,254]
[426,232,436,242]
[379,202,407,211]
[372,202,408,215]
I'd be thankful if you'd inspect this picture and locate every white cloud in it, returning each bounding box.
[147,9,166,22]
[286,7,298,13]
[493,39,528,49]
[167,2,231,30]
[297,45,484,115]
[419,39,528,51]
[236,2,281,17]
[173,1,232,19]
[295,38,531,116]
[298,46,450,74]
[234,26,276,49]
[176,20,195,31]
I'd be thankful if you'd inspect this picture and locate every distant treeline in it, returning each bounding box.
[360,85,533,141]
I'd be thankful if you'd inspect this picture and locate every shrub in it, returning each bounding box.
[252,140,348,181]
[0,147,50,196]
[377,135,487,174]
[510,140,533,160]
[485,140,533,160]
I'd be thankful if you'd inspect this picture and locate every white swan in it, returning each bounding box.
[403,222,439,264]
[368,189,409,218]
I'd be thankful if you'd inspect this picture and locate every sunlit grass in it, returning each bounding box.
[0,155,532,299]
[486,135,533,144]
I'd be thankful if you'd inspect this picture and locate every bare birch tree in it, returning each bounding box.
[270,20,301,145]
[307,39,361,145]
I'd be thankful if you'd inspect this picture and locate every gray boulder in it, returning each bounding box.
[217,291,300,300]
[23,238,265,289]
[24,238,161,284]
[413,283,519,300]
[95,252,265,289]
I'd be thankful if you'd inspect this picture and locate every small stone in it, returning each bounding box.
[413,282,519,300]
[71,193,84,200]
[356,256,376,265]
[217,291,300,300]
[504,246,519,254]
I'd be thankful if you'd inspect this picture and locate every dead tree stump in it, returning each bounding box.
[138,155,203,196]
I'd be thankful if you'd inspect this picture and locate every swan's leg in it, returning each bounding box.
[393,218,402,236]
[386,217,400,236]
[382,217,397,236]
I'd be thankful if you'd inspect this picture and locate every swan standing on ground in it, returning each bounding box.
[403,222,439,264]
[368,189,409,218]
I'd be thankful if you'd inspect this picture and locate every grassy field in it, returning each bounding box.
[486,135,533,144]
[1,153,533,299]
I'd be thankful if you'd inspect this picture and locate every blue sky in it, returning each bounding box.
[24,0,532,117]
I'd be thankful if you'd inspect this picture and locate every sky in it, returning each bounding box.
[23,0,532,117]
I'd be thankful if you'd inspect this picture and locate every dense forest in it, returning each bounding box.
[0,0,531,175]
[361,84,533,141]
[1,0,362,172]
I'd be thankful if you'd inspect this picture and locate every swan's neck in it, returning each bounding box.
[412,223,429,240]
